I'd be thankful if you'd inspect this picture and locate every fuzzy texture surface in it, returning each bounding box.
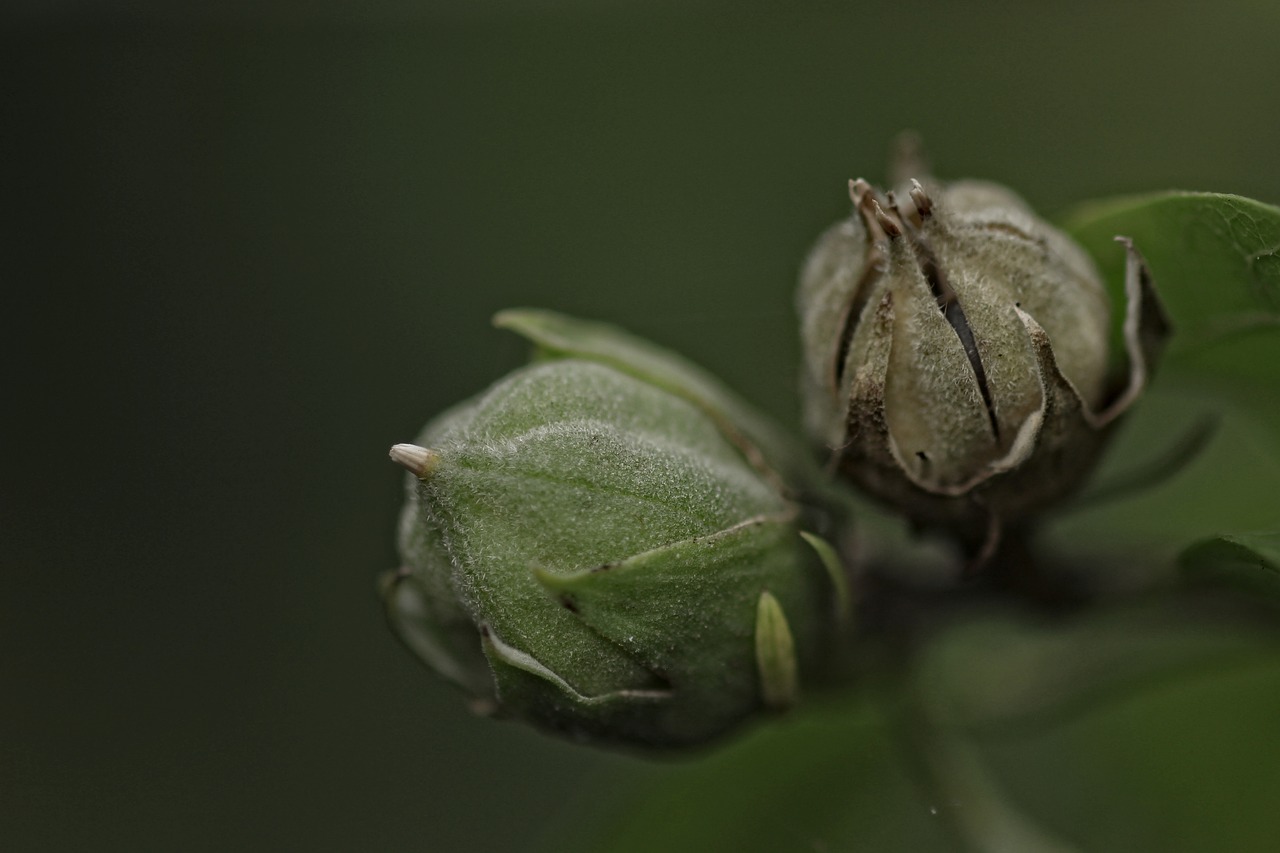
[389,318,835,748]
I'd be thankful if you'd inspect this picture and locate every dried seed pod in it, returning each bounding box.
[798,156,1170,561]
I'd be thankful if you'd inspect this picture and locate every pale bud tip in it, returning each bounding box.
[389,443,439,478]
[909,179,933,218]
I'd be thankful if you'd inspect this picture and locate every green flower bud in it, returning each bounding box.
[383,312,841,749]
[799,165,1170,557]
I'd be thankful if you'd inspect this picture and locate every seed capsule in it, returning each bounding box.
[798,156,1170,561]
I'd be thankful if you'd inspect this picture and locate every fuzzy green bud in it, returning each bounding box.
[384,311,841,749]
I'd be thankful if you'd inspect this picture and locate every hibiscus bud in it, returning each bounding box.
[383,312,843,749]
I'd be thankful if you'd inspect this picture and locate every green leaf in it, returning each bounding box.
[550,695,955,853]
[1063,193,1280,439]
[973,655,1280,853]
[1062,192,1280,364]
[1045,385,1280,563]
[1180,531,1280,600]
[556,609,1280,853]
[913,601,1280,734]
[1054,192,1280,552]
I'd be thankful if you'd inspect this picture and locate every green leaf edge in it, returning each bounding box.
[1179,531,1280,600]
[1061,189,1279,231]
[798,531,850,625]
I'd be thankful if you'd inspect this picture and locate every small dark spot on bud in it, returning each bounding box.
[559,595,580,614]
[916,451,929,462]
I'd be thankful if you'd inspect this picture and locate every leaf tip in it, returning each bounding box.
[755,590,799,710]
[800,531,852,624]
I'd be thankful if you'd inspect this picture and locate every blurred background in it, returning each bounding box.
[6,1,1280,850]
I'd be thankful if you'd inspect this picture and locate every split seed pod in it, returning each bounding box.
[383,311,843,749]
[798,161,1170,560]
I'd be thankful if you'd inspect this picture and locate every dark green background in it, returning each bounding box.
[7,2,1280,850]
